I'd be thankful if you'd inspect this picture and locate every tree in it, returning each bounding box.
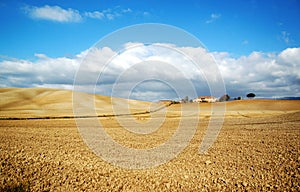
[246,93,256,99]
[234,96,242,100]
[219,94,230,102]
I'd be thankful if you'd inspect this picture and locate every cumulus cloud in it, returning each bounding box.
[1,45,299,101]
[278,47,300,67]
[23,5,82,22]
[0,54,78,88]
[74,43,213,101]
[215,47,300,97]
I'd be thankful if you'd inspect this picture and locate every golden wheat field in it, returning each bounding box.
[0,88,299,191]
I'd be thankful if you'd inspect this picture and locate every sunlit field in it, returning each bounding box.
[1,88,299,191]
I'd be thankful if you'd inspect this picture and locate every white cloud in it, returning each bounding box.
[23,5,133,22]
[0,54,78,88]
[206,13,221,24]
[122,8,132,13]
[143,12,150,16]
[1,45,299,100]
[106,13,115,20]
[214,47,300,97]
[278,47,300,67]
[84,11,104,19]
[34,53,48,59]
[76,43,212,100]
[24,5,82,23]
[84,7,132,20]
[281,31,290,44]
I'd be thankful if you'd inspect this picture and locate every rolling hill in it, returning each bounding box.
[0,88,152,119]
[1,88,299,119]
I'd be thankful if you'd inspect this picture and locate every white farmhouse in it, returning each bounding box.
[193,96,217,103]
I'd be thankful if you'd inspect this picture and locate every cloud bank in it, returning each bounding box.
[215,47,300,98]
[1,45,299,101]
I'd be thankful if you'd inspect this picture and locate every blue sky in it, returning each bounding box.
[1,0,299,58]
[0,0,300,100]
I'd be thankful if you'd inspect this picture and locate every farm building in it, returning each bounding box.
[193,96,217,103]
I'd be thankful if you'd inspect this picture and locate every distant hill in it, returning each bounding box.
[276,97,300,100]
[0,88,152,119]
[230,97,300,101]
[1,88,299,119]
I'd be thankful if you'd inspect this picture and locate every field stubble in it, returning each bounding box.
[1,109,300,191]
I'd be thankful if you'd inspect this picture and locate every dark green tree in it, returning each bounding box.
[246,93,256,99]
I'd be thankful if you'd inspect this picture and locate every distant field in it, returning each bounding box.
[0,88,299,191]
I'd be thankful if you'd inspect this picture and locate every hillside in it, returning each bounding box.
[0,88,152,118]
[165,100,300,118]
[1,88,299,119]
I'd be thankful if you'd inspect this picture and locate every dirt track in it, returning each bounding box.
[1,110,299,191]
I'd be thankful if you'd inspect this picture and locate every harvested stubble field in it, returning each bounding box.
[0,88,300,191]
